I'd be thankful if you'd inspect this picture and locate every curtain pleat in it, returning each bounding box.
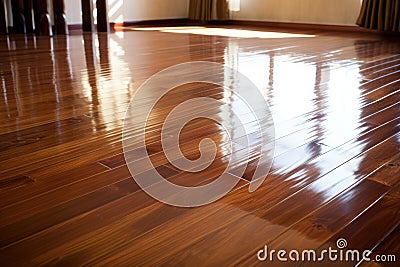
[189,0,212,21]
[216,0,229,20]
[357,0,400,32]
[189,0,229,21]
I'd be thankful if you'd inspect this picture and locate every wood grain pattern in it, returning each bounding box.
[0,25,399,266]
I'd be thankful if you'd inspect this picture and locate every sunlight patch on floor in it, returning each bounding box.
[130,26,315,39]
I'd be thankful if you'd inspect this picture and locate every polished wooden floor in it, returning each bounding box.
[0,25,399,266]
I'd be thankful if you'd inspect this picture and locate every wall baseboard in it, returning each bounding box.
[5,18,392,36]
[219,20,378,33]
[66,18,381,35]
[67,19,197,34]
[112,18,196,28]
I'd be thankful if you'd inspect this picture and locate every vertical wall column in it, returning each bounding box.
[35,0,52,36]
[0,0,7,34]
[11,0,25,33]
[53,0,67,34]
[23,0,33,33]
[81,0,93,32]
[96,0,108,33]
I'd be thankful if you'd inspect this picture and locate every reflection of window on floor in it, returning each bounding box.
[223,40,274,161]
[271,55,316,122]
[322,61,362,147]
[223,40,368,194]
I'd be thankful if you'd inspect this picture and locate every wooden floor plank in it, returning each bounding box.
[359,224,400,267]
[300,181,400,267]
[0,26,399,265]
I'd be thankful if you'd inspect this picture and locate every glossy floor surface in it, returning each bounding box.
[0,26,399,266]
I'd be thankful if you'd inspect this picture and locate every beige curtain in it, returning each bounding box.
[216,0,229,20]
[189,0,229,21]
[357,0,400,32]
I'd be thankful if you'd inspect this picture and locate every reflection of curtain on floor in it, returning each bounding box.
[189,0,229,21]
[356,0,400,32]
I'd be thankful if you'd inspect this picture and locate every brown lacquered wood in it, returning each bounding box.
[81,0,94,32]
[11,0,26,34]
[96,0,109,33]
[53,0,68,35]
[0,25,399,265]
[34,0,52,36]
[23,0,34,33]
[0,0,7,34]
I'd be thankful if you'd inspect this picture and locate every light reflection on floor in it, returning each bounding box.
[130,26,315,39]
[217,34,368,196]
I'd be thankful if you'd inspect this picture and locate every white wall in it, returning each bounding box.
[65,0,189,25]
[109,0,189,22]
[231,0,363,26]
[65,0,83,25]
[65,0,361,27]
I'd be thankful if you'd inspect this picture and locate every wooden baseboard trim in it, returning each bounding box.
[67,24,83,35]
[67,19,392,35]
[112,18,196,28]
[223,20,378,33]
[68,19,197,34]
